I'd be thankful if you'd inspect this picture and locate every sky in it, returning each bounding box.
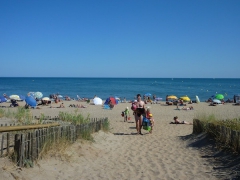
[0,0,239,78]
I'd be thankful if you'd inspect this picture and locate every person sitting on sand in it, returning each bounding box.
[10,99,19,107]
[147,97,152,103]
[108,100,114,109]
[179,99,186,106]
[206,98,213,102]
[65,96,71,101]
[59,103,65,108]
[170,116,192,124]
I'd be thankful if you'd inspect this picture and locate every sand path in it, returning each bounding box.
[1,101,240,179]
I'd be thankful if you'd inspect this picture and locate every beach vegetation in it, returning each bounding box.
[0,107,34,124]
[0,109,4,118]
[58,111,90,125]
[194,112,240,152]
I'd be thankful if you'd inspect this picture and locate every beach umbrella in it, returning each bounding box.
[9,95,21,100]
[93,97,103,105]
[215,94,224,100]
[0,96,7,103]
[180,96,191,102]
[25,96,37,107]
[145,93,152,96]
[19,95,26,100]
[57,95,63,99]
[115,96,120,101]
[34,92,43,99]
[28,92,35,97]
[167,95,178,99]
[213,99,221,104]
[42,97,50,101]
[155,97,162,101]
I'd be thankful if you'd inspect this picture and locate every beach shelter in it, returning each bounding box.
[104,97,118,105]
[93,97,103,105]
[0,96,7,103]
[42,97,50,101]
[9,95,21,101]
[167,95,178,100]
[180,96,191,102]
[213,99,221,104]
[25,96,37,107]
[19,95,26,100]
[145,93,152,97]
[155,97,162,101]
[34,92,43,99]
[215,94,224,100]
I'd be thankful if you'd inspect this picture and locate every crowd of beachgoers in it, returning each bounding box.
[1,92,240,179]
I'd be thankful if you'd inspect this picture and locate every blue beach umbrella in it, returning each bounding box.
[25,96,37,107]
[0,96,7,103]
[19,95,26,100]
[145,93,152,96]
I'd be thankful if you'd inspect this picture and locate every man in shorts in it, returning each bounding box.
[134,94,145,135]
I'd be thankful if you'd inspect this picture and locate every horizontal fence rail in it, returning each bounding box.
[0,117,108,167]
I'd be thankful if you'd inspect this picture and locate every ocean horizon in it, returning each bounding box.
[0,77,239,101]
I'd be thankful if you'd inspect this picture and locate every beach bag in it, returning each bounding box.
[121,111,124,117]
[142,117,151,131]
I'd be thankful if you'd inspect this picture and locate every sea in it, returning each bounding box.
[0,78,239,101]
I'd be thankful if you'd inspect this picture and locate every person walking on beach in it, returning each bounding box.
[124,107,130,122]
[134,94,145,135]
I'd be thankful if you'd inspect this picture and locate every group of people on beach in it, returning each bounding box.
[123,94,155,135]
[122,93,193,135]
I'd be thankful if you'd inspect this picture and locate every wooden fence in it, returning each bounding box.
[0,117,108,167]
[193,119,240,153]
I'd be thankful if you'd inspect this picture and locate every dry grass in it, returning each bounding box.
[194,112,240,152]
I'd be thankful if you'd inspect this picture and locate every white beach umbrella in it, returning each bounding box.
[213,99,221,104]
[42,97,50,101]
[93,97,103,105]
[9,95,21,100]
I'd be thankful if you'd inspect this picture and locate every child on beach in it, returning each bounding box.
[146,108,154,133]
[123,107,130,122]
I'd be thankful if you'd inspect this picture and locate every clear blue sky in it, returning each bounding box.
[0,0,239,78]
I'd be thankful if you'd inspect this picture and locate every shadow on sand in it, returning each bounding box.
[179,132,240,179]
[113,132,138,136]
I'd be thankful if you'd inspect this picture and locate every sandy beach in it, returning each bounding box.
[0,100,240,180]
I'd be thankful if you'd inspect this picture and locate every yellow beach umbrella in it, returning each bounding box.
[180,96,191,102]
[167,95,178,99]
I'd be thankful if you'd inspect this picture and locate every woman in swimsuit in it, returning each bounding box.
[134,94,145,135]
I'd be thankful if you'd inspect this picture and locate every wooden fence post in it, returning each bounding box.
[1,133,4,157]
[14,134,20,165]
[19,134,25,167]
